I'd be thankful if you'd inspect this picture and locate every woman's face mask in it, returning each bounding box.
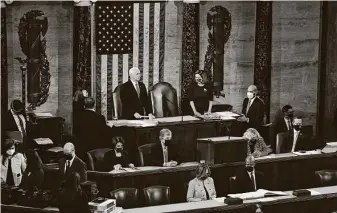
[6,147,15,156]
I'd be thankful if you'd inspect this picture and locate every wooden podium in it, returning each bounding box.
[197,136,247,165]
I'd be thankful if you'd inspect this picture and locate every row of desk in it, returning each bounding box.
[42,152,337,204]
[2,186,337,213]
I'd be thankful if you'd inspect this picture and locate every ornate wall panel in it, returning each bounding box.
[1,7,8,114]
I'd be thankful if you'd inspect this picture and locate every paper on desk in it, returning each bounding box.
[269,153,297,158]
[34,138,53,145]
[214,197,225,203]
[218,116,236,121]
[107,120,158,127]
[322,145,337,153]
[47,147,63,153]
[308,189,321,195]
[255,155,272,160]
[228,189,287,200]
[256,197,277,202]
[123,168,139,172]
[293,150,321,156]
[154,116,200,123]
[215,111,241,117]
[326,142,337,146]
[35,112,53,117]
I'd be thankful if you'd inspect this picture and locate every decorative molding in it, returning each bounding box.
[1,7,8,113]
[254,2,272,122]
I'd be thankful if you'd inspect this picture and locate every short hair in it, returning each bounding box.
[129,67,140,75]
[84,97,95,109]
[245,155,255,164]
[64,142,75,152]
[195,162,211,179]
[195,70,209,84]
[3,138,15,152]
[11,99,24,112]
[159,128,172,139]
[282,105,293,114]
[293,116,302,120]
[111,136,125,149]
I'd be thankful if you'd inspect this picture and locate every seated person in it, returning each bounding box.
[20,149,44,190]
[243,128,272,158]
[58,143,87,183]
[235,155,266,193]
[58,172,90,213]
[280,117,313,153]
[187,161,216,202]
[149,128,181,167]
[1,139,26,186]
[275,105,294,134]
[104,136,135,171]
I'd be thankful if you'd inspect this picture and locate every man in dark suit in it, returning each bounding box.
[148,129,181,167]
[58,142,87,183]
[76,97,110,156]
[238,85,265,131]
[120,67,154,120]
[280,117,313,153]
[275,105,294,135]
[235,155,267,193]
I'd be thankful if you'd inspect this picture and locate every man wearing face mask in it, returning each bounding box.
[280,117,312,153]
[234,155,266,193]
[58,143,87,184]
[238,85,265,132]
[149,128,181,167]
[275,105,294,135]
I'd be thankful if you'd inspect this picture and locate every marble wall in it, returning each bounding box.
[271,2,320,130]
[6,1,73,131]
[199,1,256,112]
[323,2,337,139]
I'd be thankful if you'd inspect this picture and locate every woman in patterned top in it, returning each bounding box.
[243,128,272,158]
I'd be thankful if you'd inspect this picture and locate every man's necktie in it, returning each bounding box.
[250,173,256,191]
[65,161,71,175]
[246,100,252,115]
[135,83,140,98]
[287,119,292,131]
[163,147,168,164]
[17,115,27,138]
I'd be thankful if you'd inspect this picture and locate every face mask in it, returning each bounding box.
[64,154,73,161]
[116,148,123,153]
[247,92,254,99]
[164,140,171,146]
[293,125,301,131]
[246,166,254,172]
[6,149,15,156]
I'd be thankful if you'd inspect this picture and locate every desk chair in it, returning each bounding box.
[149,82,178,118]
[315,170,337,186]
[143,186,170,206]
[276,132,287,154]
[138,143,157,166]
[110,188,139,209]
[86,148,113,171]
[229,176,236,194]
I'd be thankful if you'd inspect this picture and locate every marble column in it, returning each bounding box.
[254,2,272,122]
[1,2,8,114]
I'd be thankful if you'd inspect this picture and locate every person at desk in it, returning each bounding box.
[275,105,294,135]
[238,85,265,131]
[1,139,27,186]
[20,149,44,190]
[58,143,87,183]
[73,89,88,136]
[188,70,213,117]
[187,162,216,202]
[150,128,181,167]
[243,128,272,158]
[58,172,90,213]
[120,67,154,120]
[235,155,266,193]
[104,136,135,171]
[279,117,312,153]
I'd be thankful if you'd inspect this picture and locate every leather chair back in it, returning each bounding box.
[86,148,113,171]
[143,186,170,206]
[315,170,337,186]
[113,85,123,119]
[276,132,287,154]
[138,143,157,166]
[109,188,139,209]
[229,176,236,194]
[149,82,178,118]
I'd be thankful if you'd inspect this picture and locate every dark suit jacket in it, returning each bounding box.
[58,156,87,183]
[242,97,265,129]
[76,110,110,153]
[103,150,131,171]
[148,143,181,166]
[235,168,266,193]
[275,118,292,135]
[20,168,44,190]
[120,80,152,119]
[281,131,312,153]
[2,110,28,132]
[334,108,337,131]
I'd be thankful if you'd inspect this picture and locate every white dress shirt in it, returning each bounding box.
[64,155,75,173]
[291,129,300,152]
[247,169,257,191]
[161,142,168,164]
[246,97,256,115]
[10,109,26,135]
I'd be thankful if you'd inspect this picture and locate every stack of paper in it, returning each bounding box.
[228,189,288,200]
[34,138,54,145]
[322,142,337,153]
[35,112,53,117]
[215,111,241,118]
[47,147,64,153]
[107,120,158,127]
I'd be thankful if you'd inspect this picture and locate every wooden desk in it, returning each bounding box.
[197,137,247,165]
[41,152,337,204]
[110,116,235,165]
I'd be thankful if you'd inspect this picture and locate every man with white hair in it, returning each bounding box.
[120,67,154,119]
[58,142,87,183]
[238,85,265,130]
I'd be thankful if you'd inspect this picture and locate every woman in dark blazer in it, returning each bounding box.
[58,172,89,213]
[104,136,135,171]
[188,70,213,117]
[20,149,44,190]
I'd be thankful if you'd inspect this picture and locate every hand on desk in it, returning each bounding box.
[134,113,141,119]
[129,163,135,168]
[163,161,178,167]
[237,115,249,123]
[114,164,122,171]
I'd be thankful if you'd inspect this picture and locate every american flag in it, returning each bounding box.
[95,2,166,120]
